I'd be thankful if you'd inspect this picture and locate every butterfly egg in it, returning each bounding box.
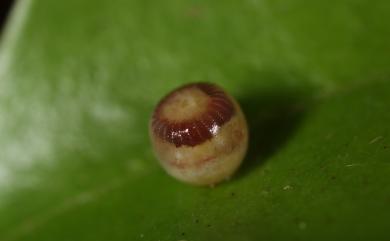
[149,83,248,186]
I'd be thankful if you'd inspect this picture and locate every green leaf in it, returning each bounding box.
[1,0,389,240]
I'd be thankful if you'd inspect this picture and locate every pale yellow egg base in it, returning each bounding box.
[150,101,248,186]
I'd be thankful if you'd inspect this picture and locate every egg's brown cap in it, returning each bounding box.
[151,83,235,147]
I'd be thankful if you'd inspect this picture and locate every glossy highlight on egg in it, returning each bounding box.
[149,82,248,186]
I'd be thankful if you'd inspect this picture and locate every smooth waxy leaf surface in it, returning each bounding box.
[0,0,389,240]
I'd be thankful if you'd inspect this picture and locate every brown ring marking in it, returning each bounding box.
[152,83,235,147]
[167,127,245,169]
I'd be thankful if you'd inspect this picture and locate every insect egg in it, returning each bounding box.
[149,82,248,186]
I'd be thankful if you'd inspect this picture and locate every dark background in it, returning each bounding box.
[0,0,14,32]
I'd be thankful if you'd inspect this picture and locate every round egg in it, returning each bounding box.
[149,82,248,186]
